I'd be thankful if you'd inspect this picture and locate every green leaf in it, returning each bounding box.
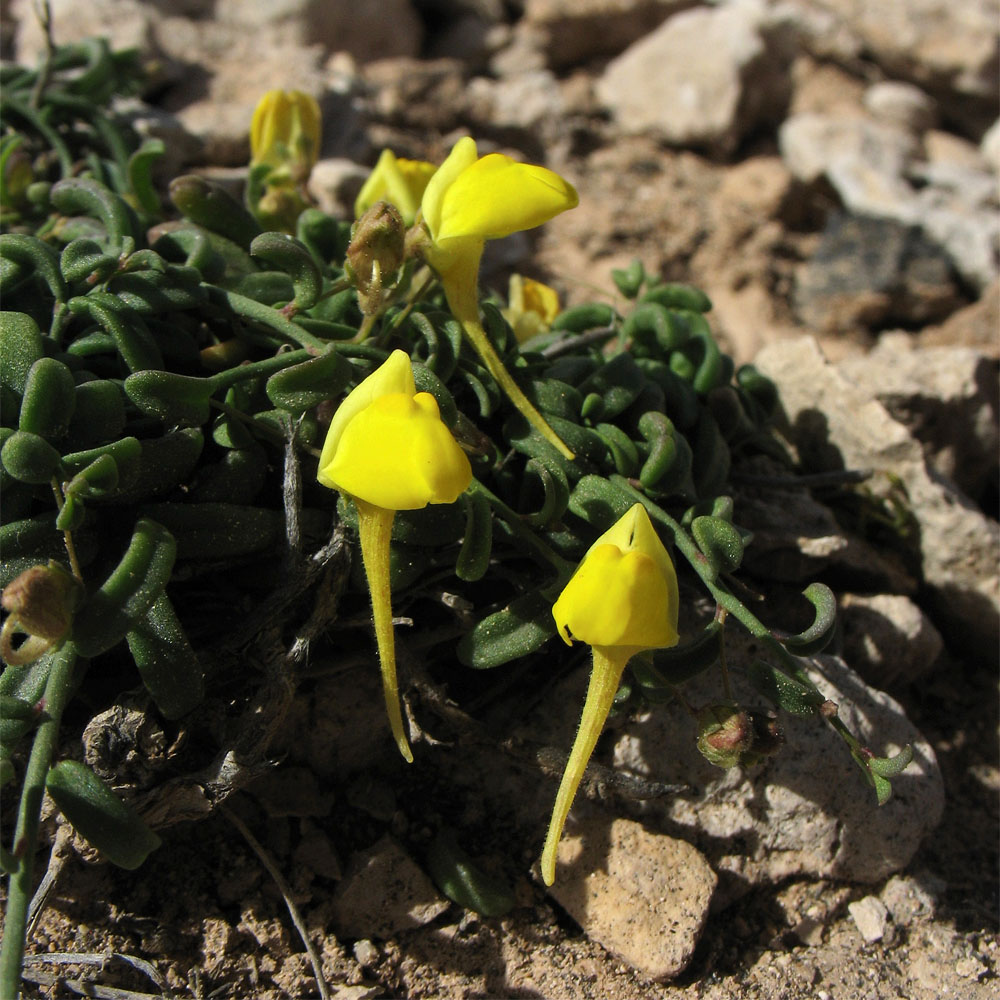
[45,760,161,870]
[458,589,557,669]
[747,659,819,716]
[426,830,515,917]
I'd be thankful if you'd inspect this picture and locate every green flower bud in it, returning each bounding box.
[696,702,754,769]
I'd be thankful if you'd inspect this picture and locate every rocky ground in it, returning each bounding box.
[3,1,999,998]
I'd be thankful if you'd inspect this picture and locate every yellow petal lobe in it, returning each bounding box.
[434,153,579,244]
[321,392,471,510]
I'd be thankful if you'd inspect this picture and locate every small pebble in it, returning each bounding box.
[848,896,890,943]
[352,939,379,968]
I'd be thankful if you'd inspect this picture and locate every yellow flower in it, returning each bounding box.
[250,89,322,180]
[318,350,472,761]
[355,149,437,226]
[419,137,579,459]
[504,274,561,343]
[541,504,679,885]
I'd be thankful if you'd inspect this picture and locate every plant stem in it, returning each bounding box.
[0,642,78,998]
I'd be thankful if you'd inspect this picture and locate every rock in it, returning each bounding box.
[779,112,920,215]
[309,158,370,217]
[330,835,450,939]
[839,593,944,687]
[921,278,1000,358]
[838,333,1000,505]
[754,336,1000,658]
[775,0,999,128]
[848,895,890,942]
[522,0,696,70]
[792,213,963,334]
[863,81,937,133]
[608,627,944,896]
[546,815,716,981]
[880,873,938,926]
[981,118,1000,173]
[12,0,159,65]
[596,2,791,155]
[213,0,423,63]
[464,69,567,136]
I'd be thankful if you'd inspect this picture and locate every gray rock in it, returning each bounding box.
[523,0,697,70]
[330,835,450,939]
[779,112,921,216]
[838,333,1000,504]
[839,592,945,687]
[755,336,1000,657]
[773,0,999,121]
[465,69,567,134]
[792,213,963,334]
[546,815,716,981]
[880,872,939,925]
[596,1,791,155]
[213,0,423,63]
[863,81,937,133]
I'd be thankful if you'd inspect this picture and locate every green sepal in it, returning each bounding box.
[45,759,161,870]
[776,583,838,656]
[426,829,515,917]
[250,232,322,310]
[126,592,205,719]
[747,659,819,716]
[72,518,177,657]
[18,357,76,441]
[457,588,558,669]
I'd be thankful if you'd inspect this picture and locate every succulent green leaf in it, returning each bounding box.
[457,588,557,669]
[426,829,515,917]
[45,760,161,870]
[779,583,838,656]
[747,659,819,716]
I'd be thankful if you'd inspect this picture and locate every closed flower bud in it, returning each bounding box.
[355,148,436,226]
[1,561,82,665]
[696,703,754,769]
[504,274,560,343]
[250,89,321,183]
[346,201,407,314]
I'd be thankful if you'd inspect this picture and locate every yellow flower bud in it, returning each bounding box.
[355,148,437,226]
[504,274,561,343]
[250,89,322,181]
[541,504,679,885]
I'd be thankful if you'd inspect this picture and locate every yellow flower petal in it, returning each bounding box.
[250,89,321,173]
[552,504,679,652]
[355,149,437,225]
[317,349,414,489]
[434,153,579,244]
[420,136,479,240]
[320,391,472,510]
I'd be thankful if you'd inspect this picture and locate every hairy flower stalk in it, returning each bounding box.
[317,350,472,761]
[541,504,679,884]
